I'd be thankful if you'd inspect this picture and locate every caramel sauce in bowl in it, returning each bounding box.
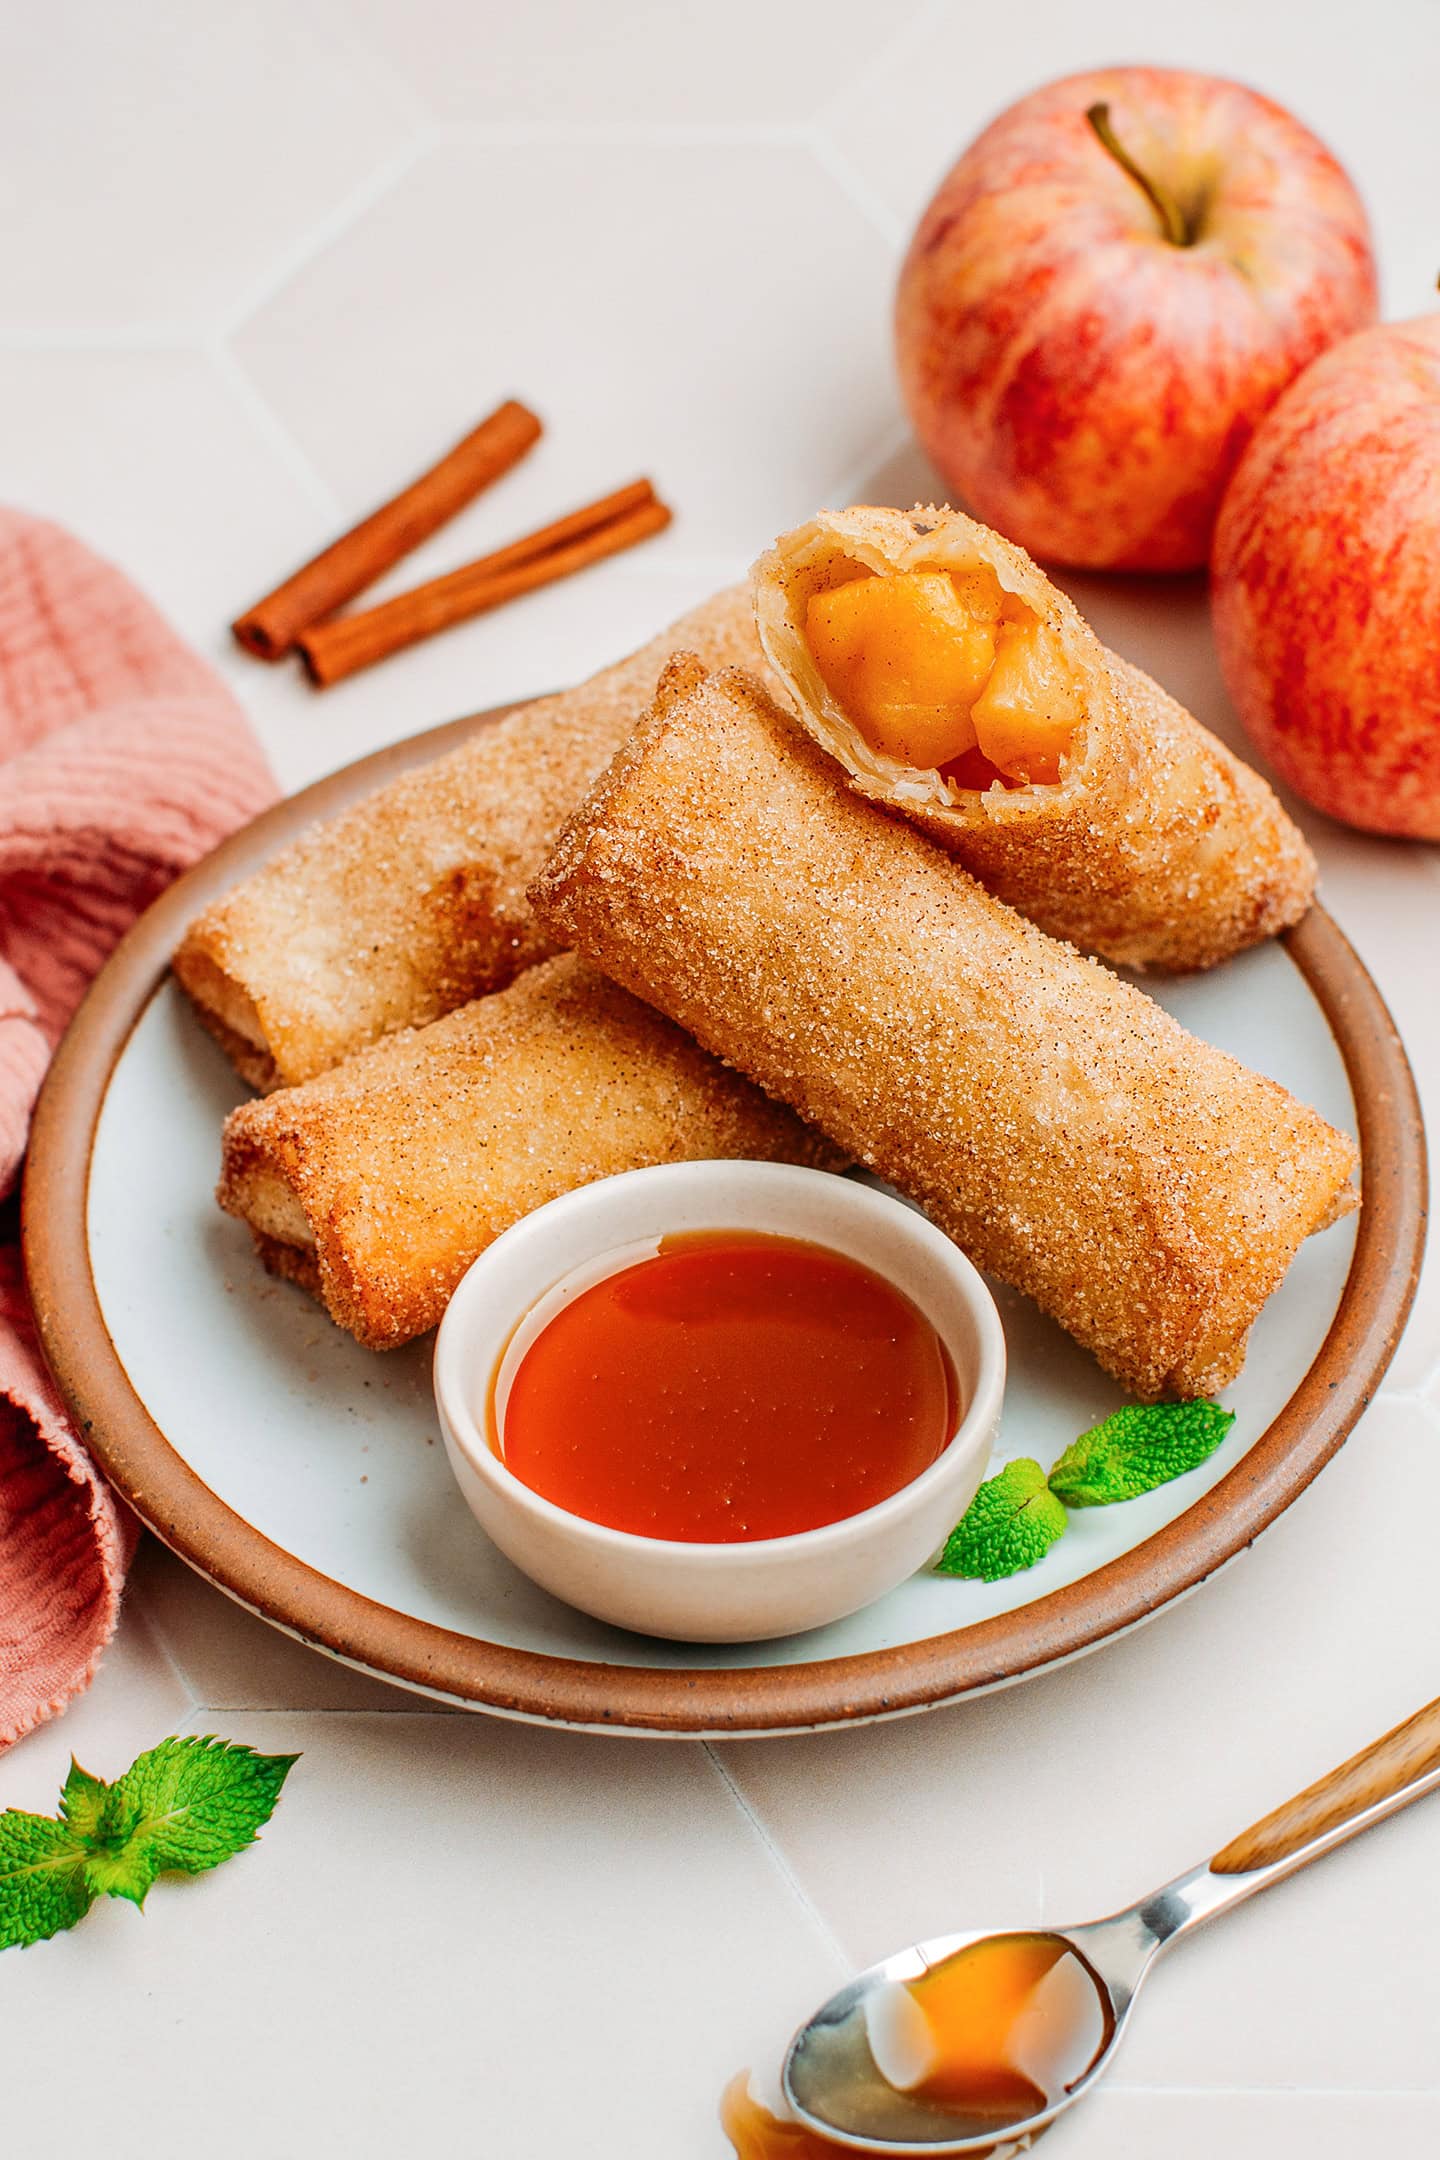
[495,1232,959,1541]
[433,1164,1005,1644]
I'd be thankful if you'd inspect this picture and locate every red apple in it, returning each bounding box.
[895,67,1377,572]
[1211,316,1440,840]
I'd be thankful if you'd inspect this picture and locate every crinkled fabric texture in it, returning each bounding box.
[0,511,275,1750]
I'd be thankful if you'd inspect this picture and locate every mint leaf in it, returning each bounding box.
[1048,1401,1235,1508]
[0,1812,93,1949]
[81,1838,155,1907]
[98,1737,298,1905]
[59,1760,110,1843]
[936,1458,1068,1582]
[1,1734,299,1947]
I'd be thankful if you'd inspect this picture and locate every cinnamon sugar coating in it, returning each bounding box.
[175,585,769,1089]
[753,505,1316,971]
[217,953,838,1351]
[531,662,1357,1400]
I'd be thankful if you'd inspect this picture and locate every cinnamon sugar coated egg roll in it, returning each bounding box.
[218,953,839,1351]
[531,660,1357,1400]
[752,505,1315,971]
[175,585,768,1090]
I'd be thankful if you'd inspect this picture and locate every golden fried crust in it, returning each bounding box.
[175,585,770,1090]
[249,1233,322,1303]
[752,505,1316,972]
[217,953,839,1351]
[530,663,1357,1401]
[177,974,280,1094]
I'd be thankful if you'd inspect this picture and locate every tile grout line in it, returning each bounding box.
[0,326,198,350]
[426,119,806,150]
[800,123,909,251]
[810,0,954,137]
[205,341,342,522]
[702,1743,853,1980]
[1102,2082,1440,2098]
[114,1588,200,1724]
[211,133,438,342]
[292,0,436,132]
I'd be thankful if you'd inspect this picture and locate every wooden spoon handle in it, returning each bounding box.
[1211,1695,1440,1875]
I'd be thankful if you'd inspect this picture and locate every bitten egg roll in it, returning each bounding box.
[217,952,838,1351]
[530,659,1357,1400]
[752,504,1315,971]
[175,585,768,1090]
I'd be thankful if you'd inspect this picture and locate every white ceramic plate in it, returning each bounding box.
[24,711,1425,1736]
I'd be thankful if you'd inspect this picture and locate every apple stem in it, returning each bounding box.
[1086,102,1192,247]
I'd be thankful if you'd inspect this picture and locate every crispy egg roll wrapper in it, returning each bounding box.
[531,660,1357,1400]
[217,953,839,1351]
[753,505,1315,971]
[176,586,767,1091]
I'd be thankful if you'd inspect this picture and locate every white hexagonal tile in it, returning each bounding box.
[328,0,929,127]
[0,341,618,798]
[1046,2091,1440,2160]
[0,0,425,331]
[1052,1396,1440,2098]
[0,1710,842,2160]
[229,141,897,570]
[0,345,321,693]
[719,1392,1440,2074]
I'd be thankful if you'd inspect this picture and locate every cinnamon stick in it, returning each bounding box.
[296,485,673,688]
[232,398,542,659]
[401,476,657,592]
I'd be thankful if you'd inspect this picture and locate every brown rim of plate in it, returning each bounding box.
[22,706,1429,1739]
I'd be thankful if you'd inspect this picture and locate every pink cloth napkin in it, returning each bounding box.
[0,511,276,1751]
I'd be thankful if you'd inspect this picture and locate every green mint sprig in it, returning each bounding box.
[936,1457,1067,1581]
[938,1401,1236,1584]
[0,1737,297,1950]
[1048,1400,1235,1508]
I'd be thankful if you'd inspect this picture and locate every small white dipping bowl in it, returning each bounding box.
[433,1162,1005,1643]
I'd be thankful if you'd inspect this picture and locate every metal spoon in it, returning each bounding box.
[784,1691,1440,2152]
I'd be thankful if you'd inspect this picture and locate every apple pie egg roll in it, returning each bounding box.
[176,585,769,1091]
[218,953,839,1351]
[752,504,1315,971]
[530,659,1357,1400]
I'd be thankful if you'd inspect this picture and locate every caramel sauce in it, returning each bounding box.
[719,2075,1031,2158]
[495,1232,955,1542]
[720,2074,840,2156]
[741,1932,1113,2151]
[887,1933,1111,2123]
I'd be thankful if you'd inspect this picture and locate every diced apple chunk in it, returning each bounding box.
[806,572,994,769]
[970,622,1082,784]
[804,567,1080,787]
[947,568,1007,624]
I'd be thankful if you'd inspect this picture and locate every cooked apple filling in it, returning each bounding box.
[805,567,1081,787]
